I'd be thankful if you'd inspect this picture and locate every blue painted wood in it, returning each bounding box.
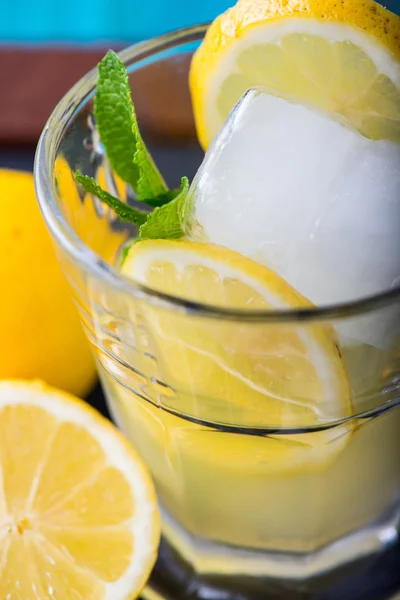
[1,0,399,44]
[0,0,232,43]
[1,0,398,44]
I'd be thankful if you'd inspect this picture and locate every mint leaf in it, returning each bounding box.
[76,50,192,242]
[119,239,138,266]
[121,243,133,263]
[95,50,168,201]
[75,172,148,227]
[144,187,183,208]
[133,115,169,203]
[94,51,139,190]
[140,177,189,240]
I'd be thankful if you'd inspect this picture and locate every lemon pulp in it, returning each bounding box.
[0,381,159,599]
[190,0,400,146]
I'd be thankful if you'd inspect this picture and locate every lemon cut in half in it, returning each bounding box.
[0,380,160,599]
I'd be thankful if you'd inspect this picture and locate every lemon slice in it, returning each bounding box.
[190,0,400,147]
[123,240,351,432]
[0,380,159,599]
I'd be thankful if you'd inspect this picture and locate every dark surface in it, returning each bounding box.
[87,382,110,419]
[0,145,35,171]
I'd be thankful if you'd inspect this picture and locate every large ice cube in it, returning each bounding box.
[185,89,400,347]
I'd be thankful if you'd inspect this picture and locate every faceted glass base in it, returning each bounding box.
[142,527,400,600]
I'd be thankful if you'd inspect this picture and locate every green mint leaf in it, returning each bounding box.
[144,187,183,208]
[121,243,133,264]
[119,240,138,267]
[133,118,169,204]
[86,50,191,240]
[139,177,189,240]
[95,50,168,201]
[75,172,148,227]
[94,51,139,190]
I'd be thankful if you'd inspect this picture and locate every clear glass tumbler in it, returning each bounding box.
[35,26,400,600]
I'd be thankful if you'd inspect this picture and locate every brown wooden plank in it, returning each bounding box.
[0,47,196,146]
[0,47,113,145]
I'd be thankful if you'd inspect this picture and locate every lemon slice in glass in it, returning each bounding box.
[123,240,351,444]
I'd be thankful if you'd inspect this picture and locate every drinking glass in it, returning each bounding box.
[34,25,400,600]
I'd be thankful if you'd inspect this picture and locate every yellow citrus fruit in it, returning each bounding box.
[0,169,96,396]
[122,240,351,439]
[190,0,400,148]
[54,156,128,263]
[0,380,160,599]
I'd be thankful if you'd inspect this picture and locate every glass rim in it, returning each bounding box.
[34,23,400,324]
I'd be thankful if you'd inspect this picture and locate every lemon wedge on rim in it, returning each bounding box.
[190,0,400,147]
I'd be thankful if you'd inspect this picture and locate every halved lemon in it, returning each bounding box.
[190,0,400,147]
[123,240,351,433]
[0,380,159,599]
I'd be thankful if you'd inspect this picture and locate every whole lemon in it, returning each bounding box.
[0,169,97,396]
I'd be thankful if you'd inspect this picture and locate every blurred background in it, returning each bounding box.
[1,0,399,170]
[0,0,232,170]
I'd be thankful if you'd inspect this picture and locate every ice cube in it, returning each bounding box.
[185,89,400,348]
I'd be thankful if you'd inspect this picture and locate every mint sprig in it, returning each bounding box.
[140,177,189,240]
[94,51,140,191]
[95,50,168,203]
[131,105,168,204]
[75,173,148,226]
[76,49,189,241]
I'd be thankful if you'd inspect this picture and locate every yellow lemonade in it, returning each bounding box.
[102,365,400,564]
[88,241,400,576]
